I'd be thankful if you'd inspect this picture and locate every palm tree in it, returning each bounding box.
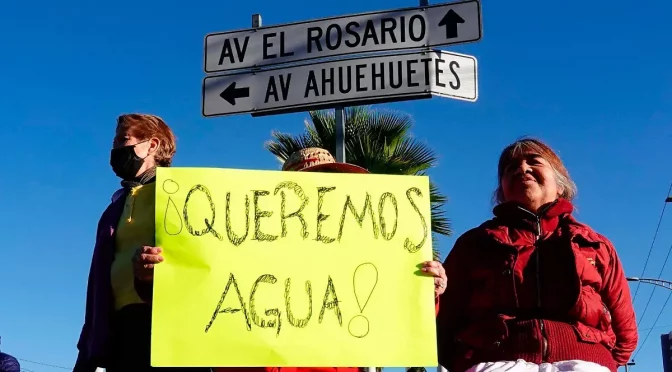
[265,106,451,261]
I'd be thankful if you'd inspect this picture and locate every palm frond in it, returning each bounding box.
[430,181,451,238]
[390,138,437,174]
[364,110,412,138]
[306,110,335,148]
[432,234,441,261]
[264,131,316,162]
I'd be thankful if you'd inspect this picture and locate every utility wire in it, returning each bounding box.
[629,184,672,368]
[639,323,672,332]
[634,289,672,361]
[632,182,672,304]
[636,244,672,328]
[16,357,69,370]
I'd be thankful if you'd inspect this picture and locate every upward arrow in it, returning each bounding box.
[438,9,465,39]
[219,82,250,106]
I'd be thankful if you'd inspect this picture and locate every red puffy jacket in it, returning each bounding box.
[436,199,637,372]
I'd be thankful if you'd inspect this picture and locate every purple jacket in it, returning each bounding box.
[0,352,20,372]
[75,188,142,371]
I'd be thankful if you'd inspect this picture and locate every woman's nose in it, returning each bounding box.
[520,162,532,173]
[513,162,531,176]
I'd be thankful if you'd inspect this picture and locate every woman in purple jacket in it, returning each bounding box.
[74,114,210,372]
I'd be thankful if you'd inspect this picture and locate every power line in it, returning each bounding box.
[16,357,69,370]
[630,185,672,363]
[634,289,672,361]
[639,323,672,331]
[632,182,672,304]
[636,244,672,328]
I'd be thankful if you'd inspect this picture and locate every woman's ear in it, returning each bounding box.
[148,138,161,155]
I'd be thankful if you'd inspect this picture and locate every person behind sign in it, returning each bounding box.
[74,114,212,372]
[435,138,637,372]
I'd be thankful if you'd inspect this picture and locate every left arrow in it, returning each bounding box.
[220,82,250,105]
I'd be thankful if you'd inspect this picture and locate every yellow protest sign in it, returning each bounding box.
[151,167,437,367]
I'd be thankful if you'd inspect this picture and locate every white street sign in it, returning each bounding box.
[202,50,477,117]
[204,0,481,73]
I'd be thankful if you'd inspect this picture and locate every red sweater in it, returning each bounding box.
[436,199,637,372]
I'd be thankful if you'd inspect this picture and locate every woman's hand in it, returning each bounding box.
[132,246,164,281]
[421,260,447,296]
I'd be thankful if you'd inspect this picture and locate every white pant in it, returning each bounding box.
[466,359,611,372]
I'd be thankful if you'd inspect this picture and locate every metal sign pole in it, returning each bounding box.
[252,13,262,28]
[334,106,346,162]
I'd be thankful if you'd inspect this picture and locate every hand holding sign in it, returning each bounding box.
[421,260,447,296]
[133,246,164,281]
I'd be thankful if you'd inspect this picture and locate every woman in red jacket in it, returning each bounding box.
[436,138,637,372]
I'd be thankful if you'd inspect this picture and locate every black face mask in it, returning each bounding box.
[110,141,148,180]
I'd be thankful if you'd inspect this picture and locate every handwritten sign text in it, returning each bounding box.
[151,167,437,367]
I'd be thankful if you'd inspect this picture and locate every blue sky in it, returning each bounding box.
[1,0,671,371]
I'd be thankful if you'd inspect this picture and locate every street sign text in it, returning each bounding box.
[202,50,478,117]
[204,0,481,73]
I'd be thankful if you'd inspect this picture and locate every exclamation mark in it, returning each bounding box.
[163,179,183,235]
[348,263,378,338]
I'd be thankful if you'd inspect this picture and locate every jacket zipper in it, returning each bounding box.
[534,217,549,362]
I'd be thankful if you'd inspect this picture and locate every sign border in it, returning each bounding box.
[201,49,478,118]
[203,0,482,73]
